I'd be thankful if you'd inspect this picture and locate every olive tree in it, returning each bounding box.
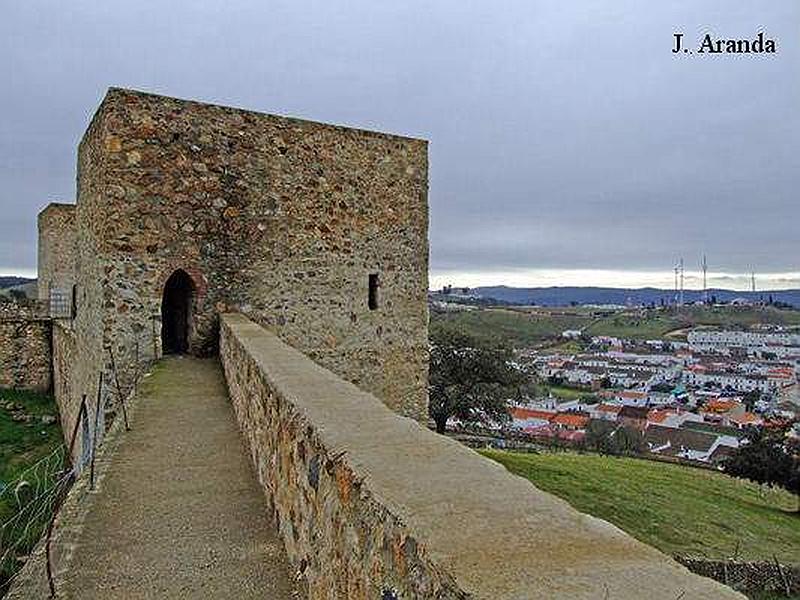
[428,327,525,434]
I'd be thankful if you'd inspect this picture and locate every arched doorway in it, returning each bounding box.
[161,269,194,354]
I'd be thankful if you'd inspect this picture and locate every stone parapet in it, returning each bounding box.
[0,303,52,392]
[220,313,744,599]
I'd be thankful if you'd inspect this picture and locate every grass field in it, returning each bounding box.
[0,388,63,484]
[0,388,64,594]
[481,450,799,564]
[432,305,800,346]
[535,383,597,401]
[431,308,588,346]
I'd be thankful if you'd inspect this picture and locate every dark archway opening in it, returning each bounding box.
[161,269,194,354]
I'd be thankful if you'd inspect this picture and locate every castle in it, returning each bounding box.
[4,90,743,599]
[37,88,429,456]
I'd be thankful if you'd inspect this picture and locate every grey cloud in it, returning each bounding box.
[1,0,798,279]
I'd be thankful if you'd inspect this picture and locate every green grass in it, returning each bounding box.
[0,388,64,595]
[431,308,588,346]
[0,389,62,483]
[536,383,595,401]
[585,312,685,339]
[481,450,800,563]
[432,305,800,345]
[588,306,800,340]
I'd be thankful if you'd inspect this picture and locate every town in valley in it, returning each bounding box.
[432,290,800,468]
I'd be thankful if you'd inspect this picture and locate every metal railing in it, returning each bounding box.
[0,447,69,597]
[0,347,144,598]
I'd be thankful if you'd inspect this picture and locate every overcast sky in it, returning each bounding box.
[2,0,798,289]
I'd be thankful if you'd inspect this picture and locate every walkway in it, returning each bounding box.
[63,356,301,599]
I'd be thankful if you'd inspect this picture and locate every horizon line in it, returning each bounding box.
[430,268,800,292]
[4,267,799,293]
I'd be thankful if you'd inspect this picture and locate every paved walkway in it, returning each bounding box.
[63,356,301,599]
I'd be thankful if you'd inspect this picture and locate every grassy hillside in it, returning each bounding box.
[481,450,799,563]
[432,305,800,346]
[431,308,588,346]
[0,277,36,300]
[0,389,63,486]
[0,389,63,595]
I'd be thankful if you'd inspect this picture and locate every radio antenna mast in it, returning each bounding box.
[674,262,679,306]
[702,255,708,304]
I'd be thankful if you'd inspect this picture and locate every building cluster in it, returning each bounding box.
[507,327,799,465]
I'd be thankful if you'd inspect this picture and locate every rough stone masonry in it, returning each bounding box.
[38,88,429,452]
[0,299,51,392]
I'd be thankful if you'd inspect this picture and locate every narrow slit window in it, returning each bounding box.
[368,273,379,310]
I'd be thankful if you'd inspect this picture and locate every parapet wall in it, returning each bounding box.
[50,317,114,467]
[0,302,52,392]
[220,313,743,599]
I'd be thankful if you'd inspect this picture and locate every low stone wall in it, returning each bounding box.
[0,301,52,392]
[220,313,744,599]
[676,556,800,596]
[52,320,85,459]
[51,319,116,468]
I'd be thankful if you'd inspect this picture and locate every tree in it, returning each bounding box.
[742,390,760,412]
[613,426,645,455]
[724,426,800,513]
[429,327,525,434]
[650,382,674,394]
[585,420,617,454]
[585,420,644,456]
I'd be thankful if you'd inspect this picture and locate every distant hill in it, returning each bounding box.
[0,277,37,299]
[467,286,800,308]
[0,276,35,290]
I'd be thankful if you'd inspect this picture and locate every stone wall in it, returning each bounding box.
[70,87,428,421]
[51,319,103,464]
[37,203,77,305]
[675,556,800,596]
[220,314,744,600]
[0,300,51,392]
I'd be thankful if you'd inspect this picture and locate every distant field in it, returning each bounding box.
[535,383,596,401]
[0,277,36,299]
[481,450,799,563]
[430,308,588,346]
[431,305,800,346]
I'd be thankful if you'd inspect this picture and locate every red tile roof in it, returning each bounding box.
[704,398,741,413]
[551,413,590,428]
[729,412,762,425]
[511,407,555,421]
[647,409,676,424]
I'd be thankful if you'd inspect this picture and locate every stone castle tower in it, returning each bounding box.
[39,88,429,441]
